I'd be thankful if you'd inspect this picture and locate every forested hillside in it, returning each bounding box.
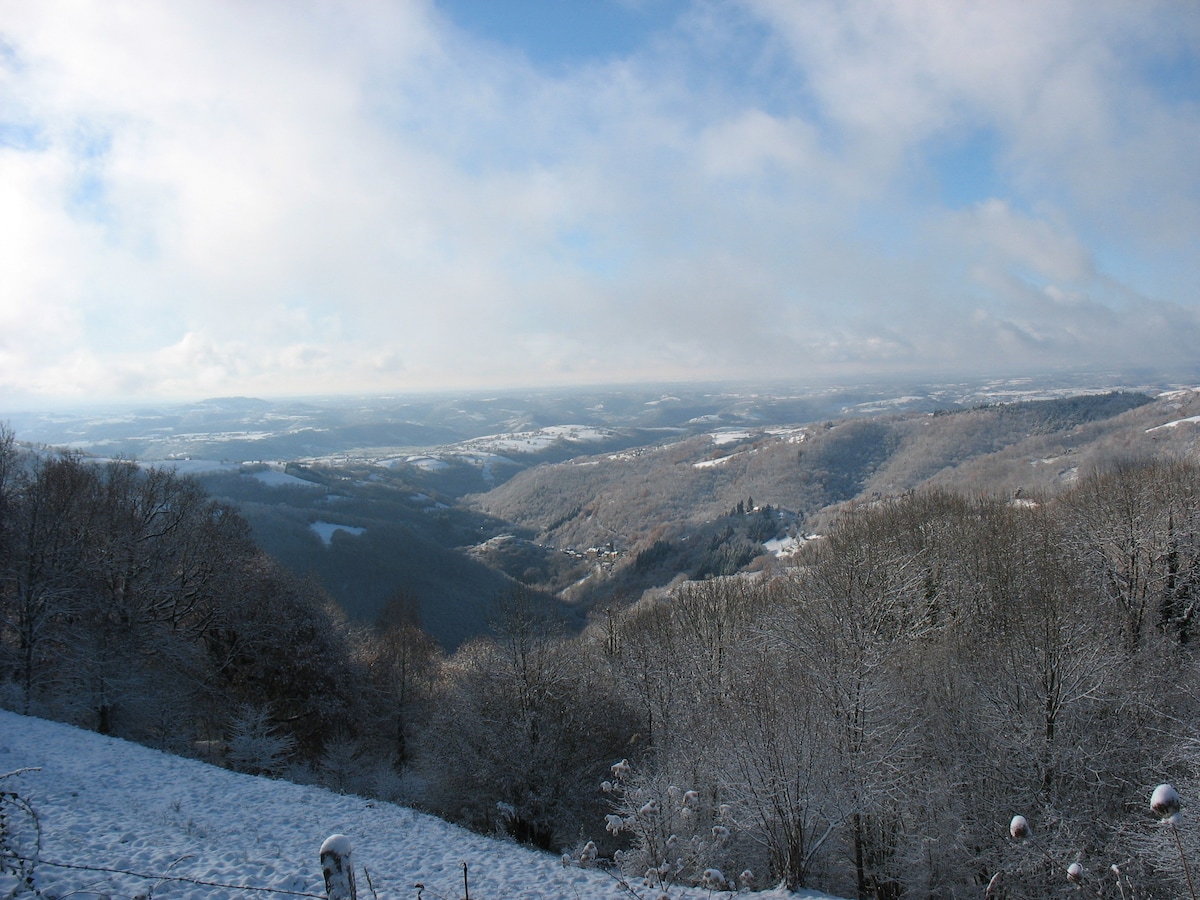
[7,387,1173,646]
[0,435,363,752]
[469,390,1166,606]
[190,461,554,649]
[6,407,1200,898]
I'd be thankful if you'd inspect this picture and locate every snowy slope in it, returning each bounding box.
[0,710,840,900]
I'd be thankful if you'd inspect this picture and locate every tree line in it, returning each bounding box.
[5,421,1200,898]
[0,429,373,754]
[414,456,1200,899]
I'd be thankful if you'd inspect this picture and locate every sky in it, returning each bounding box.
[1,0,1199,408]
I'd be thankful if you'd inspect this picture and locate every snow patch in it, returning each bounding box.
[404,455,450,472]
[763,534,817,556]
[251,470,322,489]
[710,430,751,446]
[1156,387,1200,400]
[1147,415,1200,432]
[457,425,616,455]
[161,459,241,475]
[693,455,733,469]
[310,521,366,545]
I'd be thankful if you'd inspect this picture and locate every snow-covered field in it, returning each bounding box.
[0,710,839,900]
[456,425,616,456]
[1146,415,1200,432]
[252,470,323,489]
[309,521,367,545]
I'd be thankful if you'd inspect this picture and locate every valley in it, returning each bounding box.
[5,374,1194,648]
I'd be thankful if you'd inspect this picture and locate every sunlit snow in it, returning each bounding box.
[1146,415,1200,432]
[0,710,840,900]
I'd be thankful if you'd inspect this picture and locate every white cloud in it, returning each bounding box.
[0,0,1197,406]
[947,199,1094,284]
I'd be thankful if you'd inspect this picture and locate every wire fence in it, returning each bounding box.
[1,770,356,900]
[28,857,329,898]
[2,774,497,900]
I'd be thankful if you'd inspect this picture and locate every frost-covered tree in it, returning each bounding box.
[718,636,839,890]
[600,758,741,893]
[1061,459,1200,651]
[203,556,363,757]
[361,589,440,767]
[0,453,95,716]
[226,703,297,776]
[775,497,950,899]
[418,587,638,849]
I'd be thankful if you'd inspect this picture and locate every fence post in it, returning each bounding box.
[320,834,357,900]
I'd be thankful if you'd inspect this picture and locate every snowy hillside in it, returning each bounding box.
[0,710,839,900]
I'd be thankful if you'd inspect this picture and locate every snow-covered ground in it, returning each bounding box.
[252,470,323,489]
[309,521,367,545]
[1146,415,1200,432]
[400,456,450,472]
[453,425,617,456]
[0,710,841,900]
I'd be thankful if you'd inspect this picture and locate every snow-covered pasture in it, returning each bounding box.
[1146,415,1200,432]
[309,521,366,545]
[252,470,323,489]
[0,710,839,900]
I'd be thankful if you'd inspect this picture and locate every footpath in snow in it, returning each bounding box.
[0,710,838,900]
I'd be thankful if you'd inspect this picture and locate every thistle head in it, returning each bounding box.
[1067,862,1084,886]
[1009,814,1032,841]
[1151,783,1183,824]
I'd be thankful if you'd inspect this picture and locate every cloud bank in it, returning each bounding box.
[1,0,1198,405]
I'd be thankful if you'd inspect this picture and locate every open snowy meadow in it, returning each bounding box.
[0,710,840,900]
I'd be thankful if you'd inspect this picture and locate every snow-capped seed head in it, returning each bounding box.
[579,841,598,863]
[639,799,659,817]
[1110,864,1121,877]
[605,813,626,835]
[718,803,733,819]
[1009,815,1031,841]
[701,868,728,890]
[600,780,614,793]
[682,789,700,808]
[1067,862,1083,886]
[611,759,631,780]
[739,869,755,888]
[680,807,694,821]
[712,825,730,841]
[1151,784,1183,821]
[666,834,678,849]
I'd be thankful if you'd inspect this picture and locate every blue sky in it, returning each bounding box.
[1,0,1199,408]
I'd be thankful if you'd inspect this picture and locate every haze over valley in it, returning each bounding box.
[4,373,1190,647]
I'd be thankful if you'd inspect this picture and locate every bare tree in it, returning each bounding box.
[0,453,96,715]
[363,589,440,767]
[418,587,637,849]
[719,635,839,890]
